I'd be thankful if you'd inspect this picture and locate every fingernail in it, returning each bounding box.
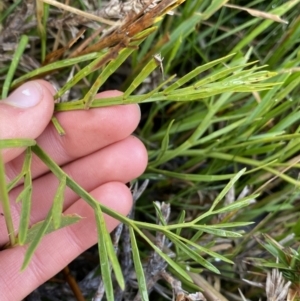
[3,82,43,108]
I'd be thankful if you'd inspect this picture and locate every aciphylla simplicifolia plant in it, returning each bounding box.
[249,234,300,301]
[1,0,300,300]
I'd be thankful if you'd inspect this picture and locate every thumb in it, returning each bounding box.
[0,80,55,163]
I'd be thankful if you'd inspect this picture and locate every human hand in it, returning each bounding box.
[0,80,147,300]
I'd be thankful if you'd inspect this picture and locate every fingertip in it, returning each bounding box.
[125,135,148,176]
[0,80,55,162]
[36,79,57,96]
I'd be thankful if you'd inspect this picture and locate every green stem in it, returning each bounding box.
[0,152,16,246]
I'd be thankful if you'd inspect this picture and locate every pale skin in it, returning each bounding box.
[0,80,148,300]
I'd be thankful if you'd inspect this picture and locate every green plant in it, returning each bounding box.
[1,0,300,300]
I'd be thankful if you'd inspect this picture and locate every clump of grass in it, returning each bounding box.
[1,0,300,300]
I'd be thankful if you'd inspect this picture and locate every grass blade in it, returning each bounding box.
[208,168,246,212]
[124,57,159,98]
[129,227,149,301]
[94,203,114,301]
[154,119,175,164]
[12,52,100,87]
[1,35,28,98]
[202,0,229,20]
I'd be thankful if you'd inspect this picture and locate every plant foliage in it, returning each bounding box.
[0,0,300,300]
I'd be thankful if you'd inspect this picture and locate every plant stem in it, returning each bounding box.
[0,152,16,246]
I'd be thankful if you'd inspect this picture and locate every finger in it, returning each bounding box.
[0,182,132,301]
[5,92,141,182]
[0,136,147,244]
[0,80,55,163]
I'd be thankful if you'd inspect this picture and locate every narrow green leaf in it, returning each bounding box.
[245,74,289,125]
[249,259,290,270]
[202,0,229,20]
[164,34,182,74]
[96,206,125,290]
[154,119,175,163]
[85,47,138,108]
[8,145,34,192]
[52,175,67,229]
[18,186,32,245]
[175,234,233,264]
[232,0,300,53]
[164,53,235,92]
[153,202,167,226]
[270,110,300,133]
[191,226,243,238]
[174,210,186,259]
[2,35,29,98]
[175,210,186,236]
[168,234,220,274]
[129,227,149,301]
[0,152,16,246]
[16,185,31,203]
[104,231,125,290]
[54,52,107,99]
[12,52,100,87]
[23,214,81,245]
[161,13,203,56]
[22,146,33,171]
[212,195,258,215]
[95,204,114,301]
[51,117,66,136]
[7,172,24,192]
[208,222,254,228]
[260,234,290,266]
[261,246,289,268]
[22,212,52,270]
[0,139,36,149]
[209,168,246,212]
[138,74,176,103]
[190,229,203,243]
[83,47,136,108]
[18,148,32,245]
[147,167,236,182]
[124,58,158,98]
[134,226,193,282]
[36,0,46,62]
[194,62,257,88]
[0,0,22,23]
[166,221,253,231]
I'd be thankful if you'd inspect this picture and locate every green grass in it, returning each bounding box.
[1,0,300,300]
